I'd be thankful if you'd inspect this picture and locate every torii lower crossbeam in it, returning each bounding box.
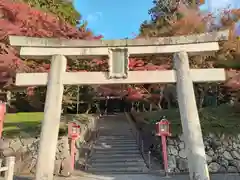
[16,69,225,86]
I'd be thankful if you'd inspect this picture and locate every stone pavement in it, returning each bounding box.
[3,173,239,180]
[57,173,239,180]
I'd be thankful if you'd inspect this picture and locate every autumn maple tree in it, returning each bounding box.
[0,0,155,111]
[1,0,240,112]
[0,0,100,84]
[0,0,103,111]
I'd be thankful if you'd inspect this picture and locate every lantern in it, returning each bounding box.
[68,122,81,139]
[156,116,171,177]
[0,103,6,138]
[156,116,171,136]
[68,122,81,171]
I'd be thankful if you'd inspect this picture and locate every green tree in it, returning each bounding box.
[20,0,80,26]
[140,0,202,37]
[139,1,240,108]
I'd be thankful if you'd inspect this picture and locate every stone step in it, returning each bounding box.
[89,157,144,163]
[99,134,133,136]
[98,126,131,128]
[97,136,135,140]
[98,136,135,139]
[100,133,133,136]
[99,126,131,128]
[92,147,139,152]
[98,135,134,137]
[99,127,132,129]
[99,130,132,131]
[97,139,136,143]
[90,161,146,167]
[96,139,137,145]
[98,135,134,138]
[99,129,131,130]
[98,127,132,129]
[90,153,142,159]
[99,128,131,130]
[97,139,136,142]
[99,125,131,127]
[99,128,132,129]
[95,146,138,151]
[97,141,138,144]
[100,132,133,134]
[98,122,129,124]
[87,166,147,173]
[98,134,134,138]
[93,144,139,149]
[98,132,133,135]
[93,145,139,150]
[91,152,141,157]
[92,149,140,154]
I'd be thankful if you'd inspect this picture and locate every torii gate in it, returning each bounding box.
[9,30,228,180]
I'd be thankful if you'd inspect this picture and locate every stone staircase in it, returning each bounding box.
[87,114,148,173]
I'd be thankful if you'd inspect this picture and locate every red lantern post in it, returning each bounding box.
[68,122,81,171]
[156,116,171,176]
[0,103,6,139]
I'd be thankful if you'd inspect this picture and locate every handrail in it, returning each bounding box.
[83,137,96,171]
[84,151,88,171]
[125,112,152,169]
[84,122,100,171]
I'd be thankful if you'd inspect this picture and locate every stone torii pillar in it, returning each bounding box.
[174,52,209,179]
[9,30,229,180]
[36,55,67,179]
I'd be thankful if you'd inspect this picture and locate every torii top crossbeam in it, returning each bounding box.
[8,30,229,48]
[8,30,229,60]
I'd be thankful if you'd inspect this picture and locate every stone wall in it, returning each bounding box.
[0,136,71,176]
[167,134,240,173]
[75,115,99,169]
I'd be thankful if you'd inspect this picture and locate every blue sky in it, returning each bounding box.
[74,0,240,39]
[73,0,153,39]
